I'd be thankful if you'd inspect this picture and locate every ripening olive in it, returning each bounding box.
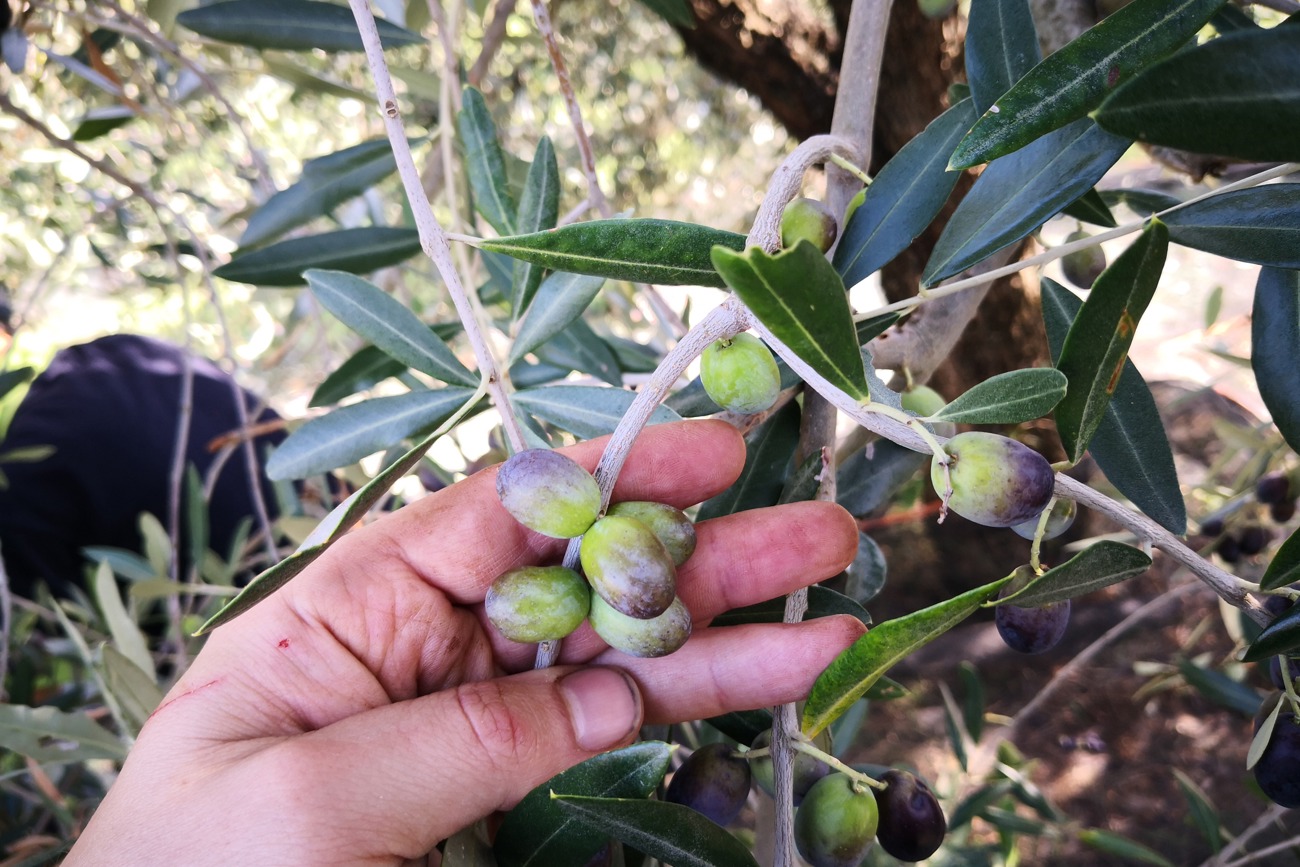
[588,594,692,658]
[875,769,947,862]
[930,432,1055,528]
[1272,498,1297,524]
[700,333,781,415]
[1010,497,1077,541]
[485,566,590,643]
[606,501,696,567]
[749,728,833,805]
[495,449,600,538]
[780,198,838,254]
[1060,229,1107,290]
[1254,700,1300,808]
[665,742,752,826]
[580,515,677,619]
[794,773,879,867]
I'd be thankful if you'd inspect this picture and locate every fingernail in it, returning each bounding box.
[559,667,642,751]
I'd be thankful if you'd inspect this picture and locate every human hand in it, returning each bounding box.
[65,420,864,866]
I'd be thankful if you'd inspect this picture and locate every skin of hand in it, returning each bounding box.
[64,420,864,866]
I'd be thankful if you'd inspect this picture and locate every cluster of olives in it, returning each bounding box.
[487,449,697,658]
[1202,470,1296,565]
[1248,591,1300,809]
[665,729,948,864]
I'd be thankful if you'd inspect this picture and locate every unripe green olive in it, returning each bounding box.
[780,197,838,253]
[700,333,780,415]
[901,384,956,439]
[930,432,1055,528]
[606,501,696,566]
[496,449,600,538]
[485,566,590,643]
[580,515,677,619]
[1060,229,1107,290]
[794,773,879,867]
[1010,497,1077,541]
[588,594,692,658]
[749,728,833,805]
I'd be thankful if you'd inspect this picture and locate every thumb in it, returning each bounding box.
[295,665,643,856]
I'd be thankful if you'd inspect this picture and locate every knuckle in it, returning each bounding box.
[454,681,535,768]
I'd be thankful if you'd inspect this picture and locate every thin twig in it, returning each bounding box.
[1220,830,1300,867]
[468,0,519,86]
[347,0,528,455]
[1201,803,1291,867]
[853,161,1300,313]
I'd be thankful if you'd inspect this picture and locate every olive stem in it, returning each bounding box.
[828,153,872,186]
[1029,497,1058,573]
[347,0,529,456]
[788,736,887,792]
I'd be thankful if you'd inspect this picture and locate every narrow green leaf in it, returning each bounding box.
[514,385,680,441]
[1063,188,1120,229]
[512,137,560,315]
[92,561,153,679]
[999,542,1151,607]
[0,365,34,401]
[1077,828,1175,867]
[510,272,607,363]
[959,662,986,742]
[533,321,623,386]
[712,585,871,627]
[480,219,746,287]
[198,423,451,634]
[240,138,403,248]
[802,575,1013,738]
[267,388,476,479]
[932,368,1067,424]
[1165,186,1300,269]
[965,0,1041,115]
[1096,28,1300,162]
[1102,187,1182,217]
[458,87,516,236]
[1243,601,1300,662]
[636,0,694,28]
[176,0,422,51]
[306,270,476,387]
[843,532,887,606]
[83,547,158,582]
[924,119,1129,286]
[1204,284,1223,329]
[100,644,165,731]
[856,311,902,344]
[495,743,671,867]
[1253,267,1300,454]
[310,346,406,407]
[1177,659,1262,718]
[261,54,371,100]
[0,703,126,763]
[553,796,759,867]
[705,709,772,746]
[1042,279,1185,533]
[1261,527,1300,592]
[697,401,800,521]
[1054,220,1169,462]
[1247,693,1283,770]
[833,99,976,287]
[949,0,1224,168]
[185,464,208,582]
[836,441,927,518]
[713,241,869,400]
[214,227,422,287]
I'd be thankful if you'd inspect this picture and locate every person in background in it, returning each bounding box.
[0,333,285,599]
